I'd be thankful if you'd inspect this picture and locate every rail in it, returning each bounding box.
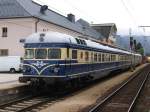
[88,65,150,112]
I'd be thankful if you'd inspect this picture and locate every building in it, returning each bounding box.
[0,0,103,56]
[91,23,117,46]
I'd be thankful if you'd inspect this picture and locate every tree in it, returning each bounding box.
[136,42,142,50]
[136,42,144,55]
[133,39,137,51]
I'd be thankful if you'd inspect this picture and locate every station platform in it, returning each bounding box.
[0,73,29,104]
[0,73,27,90]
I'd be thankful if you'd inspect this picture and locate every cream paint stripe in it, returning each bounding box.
[60,61,129,65]
[23,64,56,75]
[39,64,56,74]
[23,64,40,75]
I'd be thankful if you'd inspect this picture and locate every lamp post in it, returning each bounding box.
[129,28,135,71]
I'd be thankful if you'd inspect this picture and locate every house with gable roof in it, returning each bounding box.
[91,23,117,46]
[0,0,104,56]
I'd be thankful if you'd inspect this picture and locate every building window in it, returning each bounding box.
[0,49,8,56]
[2,27,7,37]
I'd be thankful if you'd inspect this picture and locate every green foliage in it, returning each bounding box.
[136,42,144,55]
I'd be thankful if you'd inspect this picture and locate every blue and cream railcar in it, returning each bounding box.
[133,53,142,66]
[19,32,141,84]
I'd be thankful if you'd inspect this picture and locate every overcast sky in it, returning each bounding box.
[34,0,150,36]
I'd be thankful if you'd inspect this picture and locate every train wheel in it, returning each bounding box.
[10,68,16,73]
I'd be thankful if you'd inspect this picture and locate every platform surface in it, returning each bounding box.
[0,73,27,90]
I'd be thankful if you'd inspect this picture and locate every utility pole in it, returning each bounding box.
[129,28,134,71]
[138,26,150,56]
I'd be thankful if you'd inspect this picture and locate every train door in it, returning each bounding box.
[65,47,71,76]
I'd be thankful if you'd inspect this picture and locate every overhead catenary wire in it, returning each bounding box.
[62,0,94,22]
[120,0,147,36]
[120,0,138,26]
[35,0,94,23]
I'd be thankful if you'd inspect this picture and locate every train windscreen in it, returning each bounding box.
[25,49,34,59]
[35,49,47,59]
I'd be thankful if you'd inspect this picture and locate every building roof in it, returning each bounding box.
[0,0,31,18]
[76,19,104,40]
[0,0,103,40]
[91,23,117,39]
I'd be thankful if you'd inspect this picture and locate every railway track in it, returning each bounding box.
[0,66,147,112]
[0,95,56,112]
[88,65,150,112]
[0,78,103,112]
[133,67,150,112]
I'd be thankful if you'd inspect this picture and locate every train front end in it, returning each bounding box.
[19,32,70,85]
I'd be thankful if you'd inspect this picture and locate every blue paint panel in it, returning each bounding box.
[23,58,131,81]
[23,60,77,76]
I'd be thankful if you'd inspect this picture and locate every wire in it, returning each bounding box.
[62,0,94,22]
[120,0,138,26]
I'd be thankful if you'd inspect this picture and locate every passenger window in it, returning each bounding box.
[104,54,107,61]
[91,52,93,62]
[75,38,80,44]
[102,54,105,62]
[98,53,101,62]
[108,54,111,62]
[105,53,109,62]
[94,53,97,62]
[80,52,83,59]
[72,50,77,59]
[48,49,61,59]
[111,54,114,61]
[85,51,89,61]
[82,40,87,45]
[79,39,84,45]
[113,55,116,61]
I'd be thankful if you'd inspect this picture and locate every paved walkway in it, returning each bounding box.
[0,73,26,90]
[0,73,22,83]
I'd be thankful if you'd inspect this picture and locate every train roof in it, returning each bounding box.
[25,32,139,55]
[25,32,77,44]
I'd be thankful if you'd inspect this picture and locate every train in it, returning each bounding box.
[19,32,142,86]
